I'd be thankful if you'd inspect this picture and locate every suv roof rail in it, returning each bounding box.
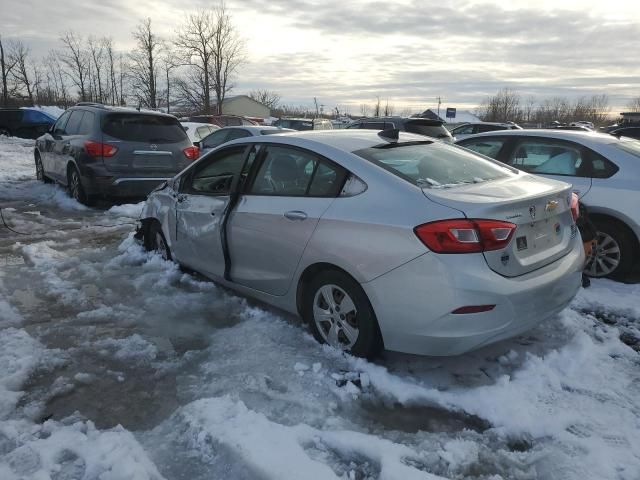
[75,102,106,108]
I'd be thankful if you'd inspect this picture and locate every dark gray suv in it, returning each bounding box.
[34,103,198,204]
[346,117,454,143]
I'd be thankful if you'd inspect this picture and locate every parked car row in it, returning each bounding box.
[28,103,637,359]
[0,108,57,139]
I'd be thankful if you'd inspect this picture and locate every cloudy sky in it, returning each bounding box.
[2,0,639,114]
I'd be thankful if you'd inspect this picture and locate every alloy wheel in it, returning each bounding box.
[36,159,44,181]
[70,170,81,201]
[585,231,621,277]
[313,284,359,349]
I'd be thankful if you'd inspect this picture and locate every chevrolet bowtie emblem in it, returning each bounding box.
[545,200,558,212]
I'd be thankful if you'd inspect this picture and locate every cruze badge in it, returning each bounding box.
[150,144,158,151]
[545,200,558,212]
[529,205,536,219]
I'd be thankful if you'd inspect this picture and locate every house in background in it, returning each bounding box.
[214,95,270,119]
[418,108,481,125]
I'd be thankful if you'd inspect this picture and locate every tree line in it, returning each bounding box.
[476,88,640,126]
[0,3,248,115]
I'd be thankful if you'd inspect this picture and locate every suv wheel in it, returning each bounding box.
[67,166,92,206]
[586,219,635,280]
[144,221,172,261]
[303,270,383,358]
[0,127,10,137]
[35,154,51,183]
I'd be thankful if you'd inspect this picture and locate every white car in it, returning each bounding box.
[457,130,640,279]
[198,125,294,155]
[181,122,220,144]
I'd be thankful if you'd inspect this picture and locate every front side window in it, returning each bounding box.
[354,142,510,188]
[508,139,586,177]
[453,124,475,135]
[187,147,246,195]
[202,129,230,149]
[53,111,71,135]
[459,137,507,159]
[249,146,345,197]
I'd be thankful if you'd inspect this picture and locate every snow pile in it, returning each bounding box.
[175,395,445,480]
[108,201,145,219]
[0,419,164,480]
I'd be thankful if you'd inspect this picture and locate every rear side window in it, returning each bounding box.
[224,128,252,142]
[102,114,188,143]
[78,111,95,135]
[508,138,586,177]
[354,142,510,188]
[453,124,475,135]
[404,121,451,140]
[477,124,506,133]
[589,151,619,178]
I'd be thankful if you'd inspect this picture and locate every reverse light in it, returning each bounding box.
[183,145,200,161]
[84,141,118,157]
[451,305,496,314]
[570,192,579,222]
[414,219,516,254]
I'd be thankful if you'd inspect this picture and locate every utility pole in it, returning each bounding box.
[314,97,319,117]
[436,96,442,118]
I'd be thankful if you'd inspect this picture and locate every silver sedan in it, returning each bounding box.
[139,130,584,357]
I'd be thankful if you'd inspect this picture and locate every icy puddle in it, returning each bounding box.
[1,136,639,479]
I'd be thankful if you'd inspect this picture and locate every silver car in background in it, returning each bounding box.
[139,130,583,357]
[197,125,294,155]
[457,130,640,279]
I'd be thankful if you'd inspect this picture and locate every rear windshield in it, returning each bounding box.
[261,129,289,135]
[354,142,511,188]
[405,121,451,139]
[102,114,188,143]
[275,120,314,130]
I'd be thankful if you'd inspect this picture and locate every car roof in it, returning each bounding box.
[215,125,293,133]
[458,128,621,146]
[181,121,218,128]
[244,129,432,152]
[455,122,515,127]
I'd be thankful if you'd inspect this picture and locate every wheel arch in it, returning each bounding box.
[589,211,640,253]
[295,262,362,317]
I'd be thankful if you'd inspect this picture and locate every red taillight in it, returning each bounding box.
[452,305,496,314]
[84,141,118,158]
[183,145,200,161]
[414,219,516,254]
[570,192,579,222]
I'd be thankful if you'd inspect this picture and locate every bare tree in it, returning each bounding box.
[478,88,521,122]
[175,4,244,114]
[359,104,369,117]
[0,36,19,107]
[10,41,34,105]
[88,36,106,103]
[372,96,381,117]
[160,49,181,113]
[383,99,394,116]
[248,89,280,109]
[627,96,640,112]
[103,38,119,105]
[59,31,89,101]
[129,18,162,109]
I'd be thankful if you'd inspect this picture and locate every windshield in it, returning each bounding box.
[275,119,314,130]
[354,142,510,188]
[102,114,188,143]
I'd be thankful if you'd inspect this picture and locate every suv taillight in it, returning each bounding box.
[84,141,118,158]
[183,145,200,160]
[570,192,579,222]
[415,219,516,254]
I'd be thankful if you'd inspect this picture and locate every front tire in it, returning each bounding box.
[35,154,52,183]
[144,221,172,261]
[586,219,635,280]
[303,270,383,358]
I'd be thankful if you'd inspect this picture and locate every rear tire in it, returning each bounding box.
[0,127,10,137]
[303,270,383,358]
[586,219,635,280]
[144,221,172,261]
[67,166,93,206]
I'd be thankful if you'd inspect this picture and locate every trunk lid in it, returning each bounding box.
[422,174,576,277]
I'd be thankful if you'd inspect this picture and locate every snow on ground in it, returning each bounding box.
[0,135,639,479]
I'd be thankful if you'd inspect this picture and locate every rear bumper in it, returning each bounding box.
[362,239,585,356]
[78,163,171,198]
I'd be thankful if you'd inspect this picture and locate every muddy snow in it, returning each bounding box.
[0,136,638,479]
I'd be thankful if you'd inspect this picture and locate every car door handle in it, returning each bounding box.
[284,210,307,221]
